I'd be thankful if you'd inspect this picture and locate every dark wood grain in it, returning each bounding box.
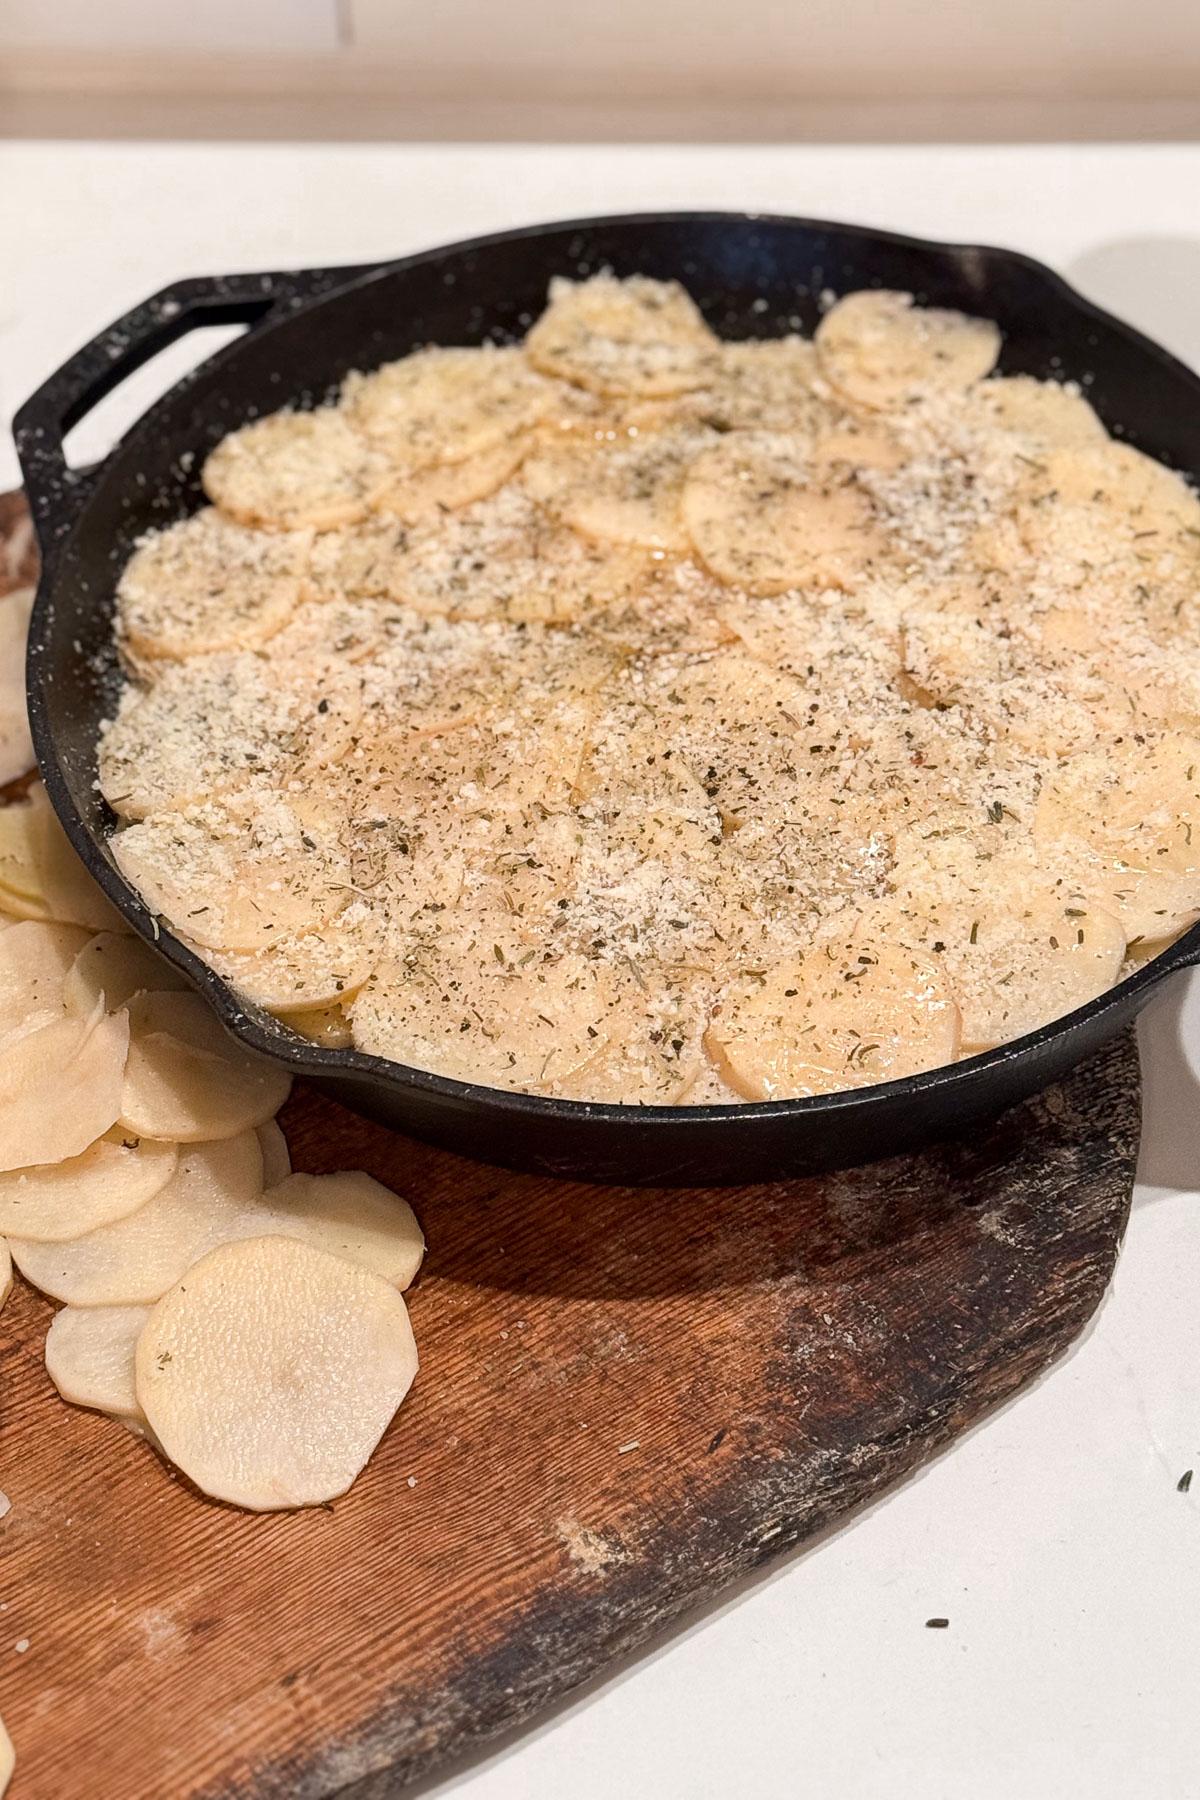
[0,494,1138,1799]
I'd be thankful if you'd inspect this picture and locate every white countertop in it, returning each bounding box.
[2,141,1198,1800]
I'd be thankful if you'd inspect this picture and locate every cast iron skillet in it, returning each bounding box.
[14,212,1200,1184]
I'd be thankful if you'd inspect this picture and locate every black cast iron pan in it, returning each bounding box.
[14,211,1200,1184]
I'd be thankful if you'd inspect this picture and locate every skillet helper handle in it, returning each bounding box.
[12,265,355,580]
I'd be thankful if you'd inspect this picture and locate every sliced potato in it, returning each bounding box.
[64,929,189,1017]
[682,432,885,592]
[343,343,562,467]
[120,991,291,1141]
[256,1119,291,1188]
[198,905,380,1013]
[257,1170,424,1290]
[816,289,1000,410]
[111,792,350,953]
[371,438,527,523]
[0,585,35,788]
[525,274,720,397]
[683,336,829,433]
[202,407,386,532]
[1034,735,1200,943]
[0,1710,11,1794]
[706,937,960,1100]
[0,1239,10,1314]
[907,894,1126,1051]
[522,423,711,552]
[0,1004,130,1174]
[98,652,362,821]
[0,783,123,931]
[0,1127,178,1242]
[116,509,310,662]
[0,920,92,1034]
[971,376,1107,449]
[45,1303,150,1422]
[135,1234,418,1510]
[9,1129,264,1305]
[352,940,703,1103]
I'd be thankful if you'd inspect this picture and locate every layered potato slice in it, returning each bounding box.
[202,407,388,532]
[342,343,567,465]
[116,508,311,662]
[815,289,1000,409]
[525,274,720,397]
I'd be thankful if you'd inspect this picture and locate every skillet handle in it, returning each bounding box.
[12,265,366,581]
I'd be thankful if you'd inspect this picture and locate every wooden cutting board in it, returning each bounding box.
[0,495,1138,1798]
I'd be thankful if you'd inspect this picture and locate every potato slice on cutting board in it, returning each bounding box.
[120,991,292,1141]
[706,937,960,1101]
[135,1235,419,1511]
[342,343,563,466]
[0,584,35,788]
[116,509,311,662]
[0,1127,178,1242]
[525,274,720,397]
[0,1240,11,1315]
[1033,735,1200,944]
[45,1303,151,1423]
[64,929,189,1016]
[0,782,123,931]
[0,1711,12,1795]
[256,1119,291,1188]
[255,1171,424,1291]
[202,407,386,532]
[0,920,92,1033]
[0,1004,129,1174]
[9,1129,264,1305]
[682,431,885,593]
[815,289,1000,410]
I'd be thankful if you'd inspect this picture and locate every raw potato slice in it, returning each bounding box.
[526,274,720,397]
[0,1710,11,1794]
[352,943,703,1103]
[0,585,34,787]
[98,652,362,820]
[9,1129,264,1305]
[682,432,885,592]
[816,290,1000,410]
[342,344,562,466]
[45,1303,150,1422]
[913,896,1126,1051]
[971,376,1107,449]
[371,437,527,523]
[111,793,350,953]
[64,929,189,1016]
[0,920,92,1033]
[0,1127,178,1241]
[1037,441,1200,530]
[116,509,311,661]
[706,938,960,1100]
[202,407,386,532]
[0,783,123,931]
[686,337,829,433]
[257,1171,424,1290]
[256,1119,291,1188]
[199,905,380,1013]
[136,1235,418,1511]
[0,1239,10,1313]
[0,1004,130,1173]
[522,424,711,551]
[1033,736,1200,943]
[120,991,292,1141]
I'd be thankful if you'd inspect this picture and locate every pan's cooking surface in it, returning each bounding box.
[15,214,1200,1181]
